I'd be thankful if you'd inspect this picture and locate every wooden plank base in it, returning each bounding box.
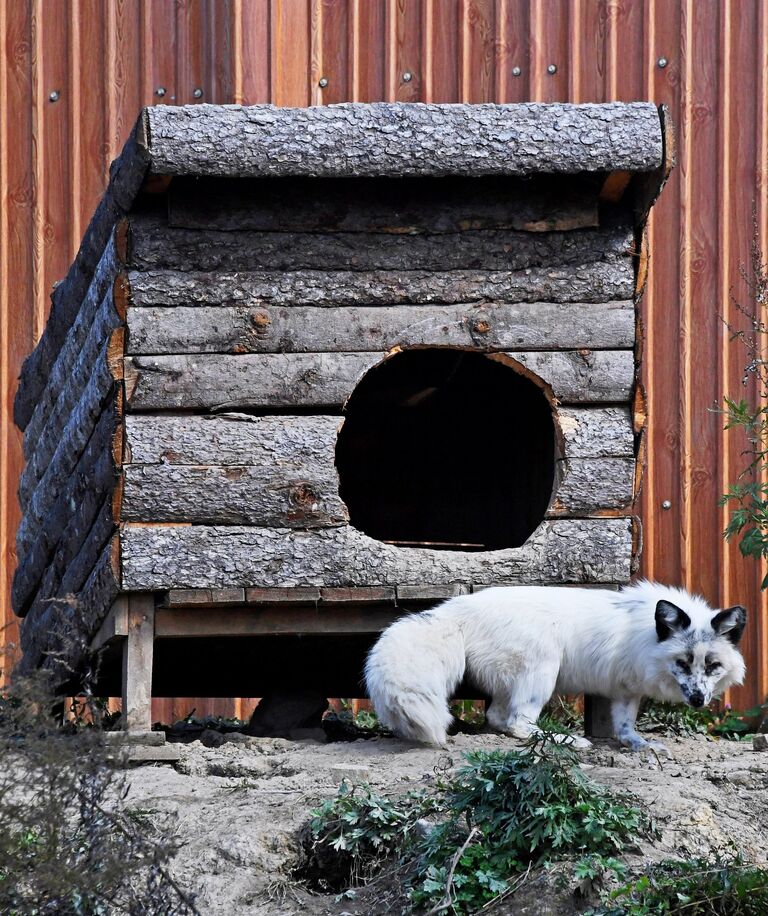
[121,594,155,733]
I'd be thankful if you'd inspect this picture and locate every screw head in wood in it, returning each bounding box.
[193,88,203,98]
[155,86,167,97]
[318,77,328,88]
[511,66,522,77]
[662,499,672,510]
[402,71,413,82]
[547,64,557,74]
[48,89,60,102]
[657,57,668,68]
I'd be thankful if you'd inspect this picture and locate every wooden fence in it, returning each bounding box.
[1,0,766,717]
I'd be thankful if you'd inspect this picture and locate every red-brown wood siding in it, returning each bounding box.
[2,0,767,718]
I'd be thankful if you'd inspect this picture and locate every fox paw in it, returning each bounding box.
[621,735,671,757]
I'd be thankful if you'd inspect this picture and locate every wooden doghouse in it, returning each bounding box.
[13,102,672,732]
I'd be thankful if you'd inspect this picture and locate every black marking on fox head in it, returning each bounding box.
[655,600,692,642]
[711,605,747,645]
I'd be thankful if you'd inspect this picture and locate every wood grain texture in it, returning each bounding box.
[120,518,634,590]
[126,262,635,308]
[553,457,635,512]
[123,350,633,411]
[558,407,634,458]
[167,174,600,233]
[126,300,635,355]
[143,102,663,176]
[125,214,635,272]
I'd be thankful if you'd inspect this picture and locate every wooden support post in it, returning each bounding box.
[584,695,613,738]
[121,593,155,733]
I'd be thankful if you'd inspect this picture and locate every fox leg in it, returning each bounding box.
[611,695,670,755]
[485,665,592,749]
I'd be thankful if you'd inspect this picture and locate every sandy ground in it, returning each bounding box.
[122,731,768,915]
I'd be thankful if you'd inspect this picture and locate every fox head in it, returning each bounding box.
[654,600,747,707]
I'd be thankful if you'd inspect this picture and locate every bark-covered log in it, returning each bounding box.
[145,102,663,178]
[19,537,121,680]
[503,351,634,403]
[21,238,122,463]
[124,350,633,411]
[558,407,634,458]
[125,414,342,466]
[21,286,123,499]
[16,341,121,557]
[121,456,631,525]
[14,133,147,431]
[119,518,634,590]
[125,410,629,467]
[127,262,635,308]
[169,174,600,233]
[553,458,635,512]
[23,498,115,631]
[122,465,349,527]
[13,404,120,615]
[126,300,635,355]
[125,214,634,273]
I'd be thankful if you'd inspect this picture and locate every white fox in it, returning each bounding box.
[364,581,747,752]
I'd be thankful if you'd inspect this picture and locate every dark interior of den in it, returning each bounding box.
[335,348,556,551]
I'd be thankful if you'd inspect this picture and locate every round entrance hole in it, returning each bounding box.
[335,349,556,550]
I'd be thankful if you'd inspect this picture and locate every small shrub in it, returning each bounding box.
[0,662,198,914]
[594,854,768,915]
[306,734,652,914]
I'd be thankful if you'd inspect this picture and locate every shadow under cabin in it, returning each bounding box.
[12,101,672,739]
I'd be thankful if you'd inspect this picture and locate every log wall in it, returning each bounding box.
[4,1,767,715]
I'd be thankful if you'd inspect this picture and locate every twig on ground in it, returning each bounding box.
[425,826,480,915]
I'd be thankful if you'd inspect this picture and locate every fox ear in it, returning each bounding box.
[711,605,747,645]
[655,600,692,641]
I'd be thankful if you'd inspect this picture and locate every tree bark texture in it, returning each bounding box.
[123,350,633,411]
[14,133,147,430]
[13,403,119,614]
[125,215,634,273]
[126,263,635,308]
[121,412,635,525]
[21,287,123,496]
[18,538,120,678]
[144,102,663,178]
[119,518,634,591]
[126,300,634,355]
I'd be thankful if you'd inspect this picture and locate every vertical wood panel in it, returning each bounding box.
[271,0,312,105]
[349,0,386,101]
[233,0,271,103]
[386,0,422,101]
[0,0,35,667]
[529,0,570,101]
[719,2,760,710]
[3,0,768,709]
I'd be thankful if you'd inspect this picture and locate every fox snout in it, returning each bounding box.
[687,690,705,708]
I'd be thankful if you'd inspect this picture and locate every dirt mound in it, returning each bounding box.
[122,732,768,914]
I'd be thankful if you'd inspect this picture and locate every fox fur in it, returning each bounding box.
[364,581,747,751]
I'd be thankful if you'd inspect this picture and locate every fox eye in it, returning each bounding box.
[705,661,722,675]
[676,659,691,674]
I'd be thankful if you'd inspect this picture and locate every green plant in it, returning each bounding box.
[305,733,652,914]
[409,737,651,912]
[305,781,441,889]
[721,230,768,585]
[637,699,713,736]
[594,854,768,915]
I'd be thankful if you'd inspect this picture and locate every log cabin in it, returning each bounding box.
[12,102,672,735]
